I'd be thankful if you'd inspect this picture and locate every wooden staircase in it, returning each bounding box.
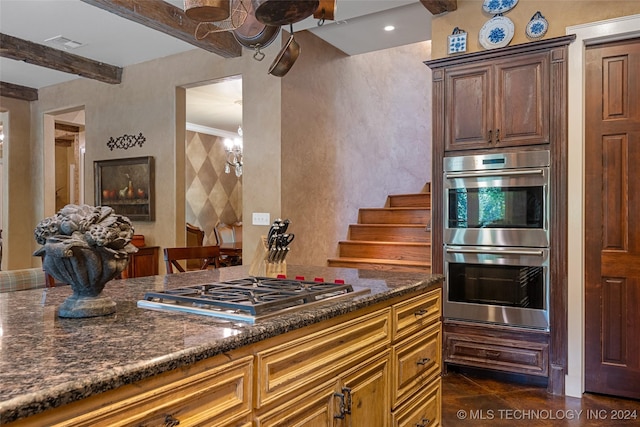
[328,185,431,272]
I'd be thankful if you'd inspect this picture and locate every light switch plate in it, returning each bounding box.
[252,212,270,225]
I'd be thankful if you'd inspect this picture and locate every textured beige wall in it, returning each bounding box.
[0,96,35,269]
[1,33,434,271]
[30,43,282,272]
[281,32,433,266]
[431,0,640,59]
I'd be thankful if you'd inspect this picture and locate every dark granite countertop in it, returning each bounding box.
[0,265,442,423]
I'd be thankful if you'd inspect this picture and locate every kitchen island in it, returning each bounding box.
[0,265,443,426]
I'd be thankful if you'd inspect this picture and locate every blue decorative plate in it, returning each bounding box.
[479,15,514,49]
[526,11,548,39]
[482,0,518,15]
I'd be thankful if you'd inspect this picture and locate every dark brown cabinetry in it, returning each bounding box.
[445,52,550,151]
[121,246,159,279]
[426,36,575,394]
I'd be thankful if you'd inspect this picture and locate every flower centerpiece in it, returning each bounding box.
[34,204,138,318]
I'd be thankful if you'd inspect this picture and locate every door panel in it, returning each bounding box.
[585,38,640,399]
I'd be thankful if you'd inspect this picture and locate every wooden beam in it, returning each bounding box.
[0,33,122,85]
[0,81,38,101]
[80,0,241,58]
[420,0,457,15]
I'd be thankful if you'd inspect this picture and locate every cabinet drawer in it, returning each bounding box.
[392,322,441,407]
[445,332,549,376]
[256,309,390,408]
[392,377,441,427]
[392,289,440,342]
[15,355,253,427]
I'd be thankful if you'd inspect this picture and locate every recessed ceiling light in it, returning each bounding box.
[44,35,84,50]
[384,25,395,32]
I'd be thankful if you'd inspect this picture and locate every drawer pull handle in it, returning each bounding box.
[417,357,431,366]
[495,129,500,143]
[416,417,431,427]
[414,308,429,316]
[488,129,493,144]
[164,415,180,427]
[485,350,501,358]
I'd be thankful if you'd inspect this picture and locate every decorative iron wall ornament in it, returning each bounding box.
[107,132,146,150]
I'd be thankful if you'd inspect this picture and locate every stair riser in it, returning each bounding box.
[359,209,430,224]
[349,225,430,243]
[338,243,431,262]
[388,194,431,208]
[327,259,431,273]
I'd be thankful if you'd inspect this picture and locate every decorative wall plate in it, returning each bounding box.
[479,15,514,49]
[526,11,548,39]
[448,27,467,54]
[482,0,518,15]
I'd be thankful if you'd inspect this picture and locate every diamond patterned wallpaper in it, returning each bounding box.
[185,130,242,245]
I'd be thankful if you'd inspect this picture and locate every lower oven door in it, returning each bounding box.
[444,245,549,330]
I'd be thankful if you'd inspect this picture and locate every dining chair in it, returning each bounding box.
[164,246,221,273]
[186,223,205,247]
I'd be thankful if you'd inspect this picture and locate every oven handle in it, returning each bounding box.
[444,169,545,179]
[445,248,545,257]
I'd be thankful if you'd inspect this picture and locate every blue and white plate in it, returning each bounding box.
[482,0,518,15]
[479,15,514,50]
[526,11,548,39]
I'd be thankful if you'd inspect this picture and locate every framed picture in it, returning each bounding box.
[94,156,155,221]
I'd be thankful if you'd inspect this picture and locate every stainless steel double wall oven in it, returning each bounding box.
[443,150,550,330]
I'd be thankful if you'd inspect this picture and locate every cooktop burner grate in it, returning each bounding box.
[137,276,368,322]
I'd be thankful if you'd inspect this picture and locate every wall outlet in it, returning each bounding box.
[252,212,270,226]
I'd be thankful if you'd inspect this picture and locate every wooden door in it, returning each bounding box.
[585,38,640,399]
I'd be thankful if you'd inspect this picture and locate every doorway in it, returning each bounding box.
[584,37,640,399]
[184,76,243,248]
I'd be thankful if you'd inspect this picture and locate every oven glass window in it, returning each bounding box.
[448,186,543,229]
[448,263,544,309]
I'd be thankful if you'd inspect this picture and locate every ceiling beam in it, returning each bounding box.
[0,81,39,102]
[420,0,457,15]
[0,33,122,85]
[80,0,241,58]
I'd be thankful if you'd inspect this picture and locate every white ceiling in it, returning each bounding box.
[0,0,433,130]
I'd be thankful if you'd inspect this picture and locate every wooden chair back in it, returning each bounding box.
[186,223,205,246]
[214,222,235,244]
[164,246,220,273]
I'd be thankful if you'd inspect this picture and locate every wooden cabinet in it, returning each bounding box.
[444,320,549,377]
[13,354,254,427]
[121,246,159,278]
[391,290,442,427]
[445,52,550,151]
[12,286,442,427]
[426,36,574,394]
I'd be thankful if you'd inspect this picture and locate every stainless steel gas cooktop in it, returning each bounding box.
[137,276,369,323]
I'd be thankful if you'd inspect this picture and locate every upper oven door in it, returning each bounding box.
[443,151,550,248]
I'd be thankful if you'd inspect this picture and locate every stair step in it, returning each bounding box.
[327,257,431,273]
[349,224,430,243]
[388,193,431,208]
[359,208,430,225]
[337,241,431,263]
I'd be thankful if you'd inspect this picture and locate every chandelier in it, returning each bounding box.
[224,125,243,177]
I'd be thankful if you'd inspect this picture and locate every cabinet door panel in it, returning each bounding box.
[445,65,493,151]
[392,378,441,427]
[495,53,550,146]
[341,352,390,427]
[255,382,336,427]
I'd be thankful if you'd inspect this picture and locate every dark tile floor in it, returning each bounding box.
[442,369,640,426]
